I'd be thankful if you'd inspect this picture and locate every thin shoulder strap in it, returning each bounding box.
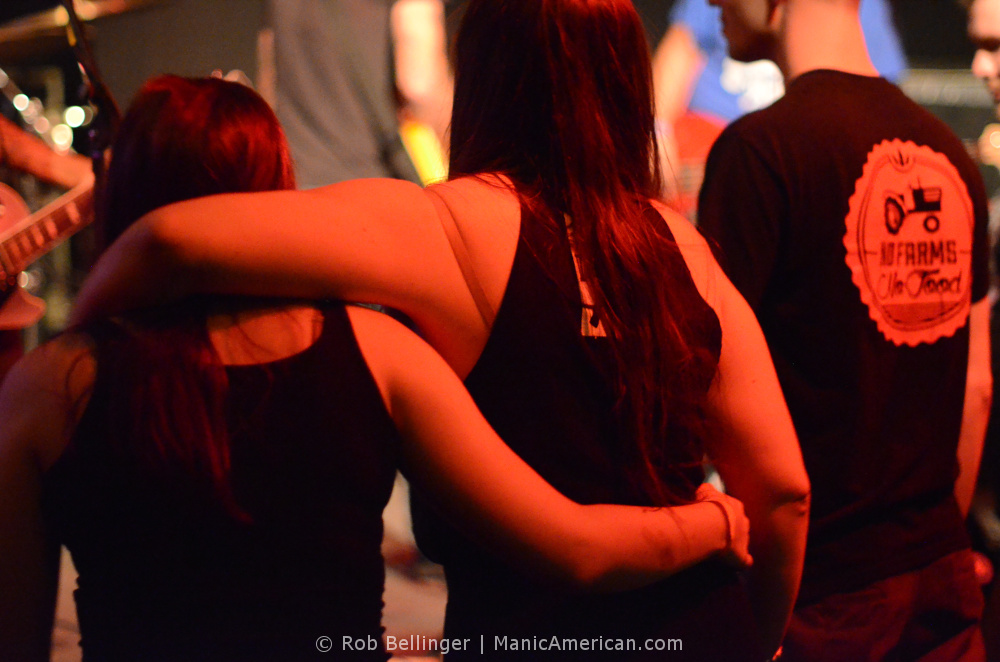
[425,187,496,328]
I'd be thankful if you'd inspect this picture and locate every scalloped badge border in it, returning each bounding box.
[843,139,974,347]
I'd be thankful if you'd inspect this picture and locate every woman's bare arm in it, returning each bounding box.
[702,274,809,656]
[348,305,752,591]
[71,179,489,371]
[656,204,809,655]
[0,335,94,661]
[955,297,991,516]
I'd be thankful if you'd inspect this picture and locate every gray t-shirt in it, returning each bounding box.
[268,0,420,188]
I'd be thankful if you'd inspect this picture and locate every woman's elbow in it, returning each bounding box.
[757,471,810,522]
[971,369,993,416]
[140,208,190,264]
[776,468,811,514]
[785,483,811,519]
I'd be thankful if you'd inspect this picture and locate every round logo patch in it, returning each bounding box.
[844,140,974,346]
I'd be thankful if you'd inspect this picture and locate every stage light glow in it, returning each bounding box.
[51,124,73,148]
[64,106,86,128]
[34,117,51,134]
[12,94,28,112]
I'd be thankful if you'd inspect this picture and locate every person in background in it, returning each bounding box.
[698,0,991,659]
[267,0,451,189]
[970,0,1000,117]
[651,0,906,217]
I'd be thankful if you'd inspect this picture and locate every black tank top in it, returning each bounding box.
[41,304,398,661]
[411,202,761,660]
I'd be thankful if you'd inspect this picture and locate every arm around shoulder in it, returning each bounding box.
[72,179,468,333]
[347,305,751,591]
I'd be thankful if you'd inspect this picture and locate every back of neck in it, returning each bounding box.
[778,1,878,82]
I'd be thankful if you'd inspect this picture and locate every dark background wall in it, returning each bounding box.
[892,0,974,69]
[91,0,266,109]
[0,1,59,24]
[0,0,267,132]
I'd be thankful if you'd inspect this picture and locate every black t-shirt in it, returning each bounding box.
[699,70,989,604]
[269,0,421,188]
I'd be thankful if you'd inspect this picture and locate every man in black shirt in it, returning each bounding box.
[699,0,992,659]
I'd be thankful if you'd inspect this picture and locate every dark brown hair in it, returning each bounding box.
[450,0,718,504]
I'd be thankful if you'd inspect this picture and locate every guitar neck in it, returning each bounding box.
[0,177,94,287]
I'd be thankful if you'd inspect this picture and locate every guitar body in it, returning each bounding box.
[0,182,45,330]
[0,286,45,330]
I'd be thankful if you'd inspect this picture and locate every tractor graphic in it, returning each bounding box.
[884,183,941,235]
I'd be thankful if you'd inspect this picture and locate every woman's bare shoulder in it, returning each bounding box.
[427,174,520,215]
[650,199,709,248]
[424,175,522,339]
[649,199,723,309]
[0,331,96,469]
[4,331,96,399]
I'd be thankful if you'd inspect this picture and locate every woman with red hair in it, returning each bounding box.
[72,0,810,658]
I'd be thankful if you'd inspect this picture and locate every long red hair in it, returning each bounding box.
[101,75,294,245]
[91,75,295,519]
[450,0,717,504]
